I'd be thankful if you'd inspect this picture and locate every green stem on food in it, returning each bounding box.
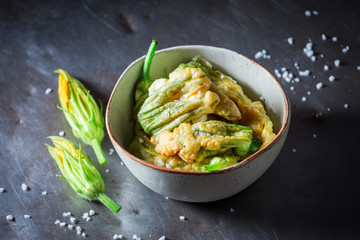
[142,40,158,90]
[97,192,121,214]
[91,139,107,165]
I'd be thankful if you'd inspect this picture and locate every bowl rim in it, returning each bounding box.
[105,45,291,175]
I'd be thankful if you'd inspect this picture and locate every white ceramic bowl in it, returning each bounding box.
[106,45,290,202]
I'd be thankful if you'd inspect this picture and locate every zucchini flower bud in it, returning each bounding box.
[56,69,107,165]
[46,136,121,214]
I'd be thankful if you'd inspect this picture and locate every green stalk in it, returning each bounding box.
[97,192,121,214]
[91,139,106,165]
[143,40,158,90]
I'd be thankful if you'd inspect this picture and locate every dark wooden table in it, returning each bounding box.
[1,0,359,239]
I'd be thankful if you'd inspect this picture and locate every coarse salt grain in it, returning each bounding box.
[45,88,53,95]
[0,187,5,193]
[6,215,14,221]
[357,66,360,71]
[86,217,91,222]
[62,212,71,217]
[307,91,311,95]
[159,236,166,240]
[179,216,186,221]
[294,77,300,83]
[230,208,235,213]
[55,219,60,224]
[76,226,82,232]
[70,217,77,223]
[120,162,124,166]
[42,190,47,195]
[59,222,67,227]
[334,59,341,67]
[316,82,323,90]
[292,148,297,153]
[114,234,123,240]
[82,232,87,237]
[327,108,331,112]
[254,51,263,59]
[59,131,65,136]
[133,235,138,239]
[311,56,316,62]
[24,215,31,219]
[83,212,89,219]
[312,10,319,15]
[105,169,109,173]
[332,36,338,42]
[290,86,295,91]
[324,65,329,71]
[68,224,74,230]
[77,231,82,235]
[109,148,115,155]
[342,46,350,53]
[21,183,28,191]
[89,210,96,216]
[313,134,317,138]
[287,37,294,45]
[299,70,310,77]
[305,10,311,16]
[321,34,326,40]
[329,76,335,82]
[344,104,349,109]
[301,97,307,102]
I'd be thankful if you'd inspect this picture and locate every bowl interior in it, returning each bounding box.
[106,45,289,162]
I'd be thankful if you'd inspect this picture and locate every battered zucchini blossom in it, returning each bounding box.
[56,69,107,165]
[46,136,121,213]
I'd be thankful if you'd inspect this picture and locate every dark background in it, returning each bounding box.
[1,0,359,239]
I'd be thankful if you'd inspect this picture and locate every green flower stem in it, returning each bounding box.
[97,192,121,214]
[91,139,106,165]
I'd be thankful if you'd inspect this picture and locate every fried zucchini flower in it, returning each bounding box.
[46,136,121,213]
[56,69,107,165]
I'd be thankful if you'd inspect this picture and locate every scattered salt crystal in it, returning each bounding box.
[342,46,350,53]
[282,71,288,79]
[24,215,31,219]
[312,10,319,15]
[329,75,335,82]
[76,226,82,232]
[114,234,123,240]
[42,190,47,195]
[313,134,317,138]
[6,215,14,221]
[321,34,327,40]
[120,162,124,166]
[21,183,28,191]
[324,65,329,71]
[290,86,295,91]
[307,91,311,95]
[86,217,91,222]
[55,219,60,224]
[59,222,67,227]
[254,51,263,59]
[357,66,360,71]
[157,159,165,166]
[287,37,294,45]
[230,208,235,213]
[274,69,281,78]
[133,235,138,239]
[58,131,65,136]
[334,59,341,67]
[83,212,89,219]
[281,67,286,72]
[77,231,82,235]
[311,56,316,62]
[344,104,349,109]
[316,82,323,90]
[320,54,324,58]
[294,62,299,68]
[89,210,96,216]
[106,169,109,173]
[299,70,310,77]
[109,148,115,155]
[179,216,186,221]
[165,196,169,200]
[294,77,300,83]
[305,10,311,16]
[70,217,77,223]
[305,50,314,57]
[0,187,5,193]
[45,88,52,95]
[159,236,166,240]
[62,212,71,217]
[332,36,338,42]
[82,232,87,237]
[327,108,331,112]
[301,97,307,102]
[68,224,74,230]
[292,148,297,153]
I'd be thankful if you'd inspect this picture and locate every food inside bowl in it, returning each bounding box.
[129,41,276,171]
